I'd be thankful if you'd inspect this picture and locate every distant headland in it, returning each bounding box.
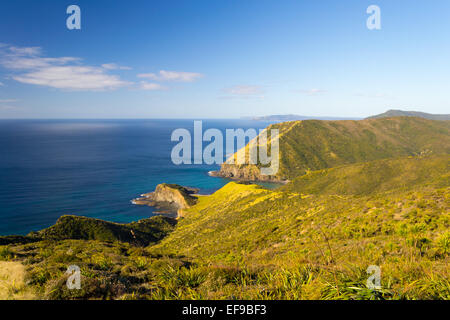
[244,109,450,122]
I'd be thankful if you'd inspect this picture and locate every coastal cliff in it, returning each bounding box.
[211,163,285,183]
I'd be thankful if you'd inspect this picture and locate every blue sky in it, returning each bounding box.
[0,0,449,118]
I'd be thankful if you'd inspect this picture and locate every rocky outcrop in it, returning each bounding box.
[132,183,199,215]
[210,164,285,183]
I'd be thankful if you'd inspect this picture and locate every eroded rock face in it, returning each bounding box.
[132,184,199,215]
[212,164,284,183]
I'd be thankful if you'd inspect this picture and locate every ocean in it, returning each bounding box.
[0,119,274,235]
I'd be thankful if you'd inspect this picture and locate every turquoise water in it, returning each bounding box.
[0,119,273,235]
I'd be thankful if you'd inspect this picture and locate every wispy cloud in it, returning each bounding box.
[139,81,167,91]
[12,66,130,90]
[220,85,265,99]
[101,63,132,70]
[2,56,80,70]
[9,46,42,56]
[225,85,264,95]
[296,88,327,96]
[0,45,130,91]
[0,105,16,110]
[0,98,19,111]
[138,70,204,82]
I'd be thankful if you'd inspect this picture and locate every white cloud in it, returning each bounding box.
[0,45,200,92]
[139,81,167,91]
[101,63,132,70]
[0,45,130,91]
[0,99,18,103]
[0,82,3,86]
[13,66,129,90]
[138,70,203,82]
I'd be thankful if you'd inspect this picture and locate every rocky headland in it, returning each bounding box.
[131,183,199,217]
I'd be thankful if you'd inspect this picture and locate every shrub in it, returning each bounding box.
[0,246,14,261]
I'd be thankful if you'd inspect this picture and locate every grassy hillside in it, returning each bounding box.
[0,134,448,300]
[148,181,448,299]
[1,156,448,299]
[150,160,449,299]
[282,155,450,196]
[219,117,450,181]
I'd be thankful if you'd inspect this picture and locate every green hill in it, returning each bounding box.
[218,117,450,181]
[28,215,176,246]
[282,155,450,196]
[367,110,450,121]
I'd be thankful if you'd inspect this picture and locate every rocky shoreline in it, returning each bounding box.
[132,169,287,219]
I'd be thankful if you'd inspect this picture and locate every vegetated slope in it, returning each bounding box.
[29,215,176,246]
[367,109,450,121]
[155,169,449,266]
[1,155,449,299]
[149,171,449,299]
[218,117,450,181]
[282,155,450,196]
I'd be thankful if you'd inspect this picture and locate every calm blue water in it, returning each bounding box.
[0,119,273,235]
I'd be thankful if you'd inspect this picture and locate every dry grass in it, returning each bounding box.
[0,261,36,300]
